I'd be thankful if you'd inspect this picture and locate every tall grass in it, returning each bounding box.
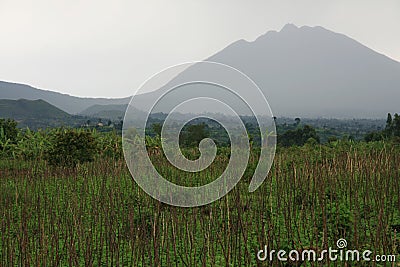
[0,142,399,266]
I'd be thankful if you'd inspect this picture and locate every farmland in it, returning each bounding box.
[0,127,399,266]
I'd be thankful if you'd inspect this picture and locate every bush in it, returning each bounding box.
[0,119,19,157]
[46,129,97,167]
[278,125,320,147]
[0,118,18,141]
[364,131,383,142]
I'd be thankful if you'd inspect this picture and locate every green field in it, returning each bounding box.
[0,130,399,266]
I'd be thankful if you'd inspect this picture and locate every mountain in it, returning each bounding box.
[0,81,130,114]
[0,99,69,119]
[130,24,400,118]
[0,99,80,128]
[2,24,399,118]
[79,104,128,120]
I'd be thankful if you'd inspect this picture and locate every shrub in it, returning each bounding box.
[278,125,320,147]
[0,119,18,142]
[364,131,382,142]
[0,119,19,157]
[46,129,97,167]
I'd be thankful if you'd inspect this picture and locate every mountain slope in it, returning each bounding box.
[207,24,400,117]
[131,24,400,118]
[0,81,130,114]
[0,99,70,119]
[0,99,88,129]
[79,104,128,119]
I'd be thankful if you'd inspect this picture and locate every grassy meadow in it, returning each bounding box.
[0,130,399,266]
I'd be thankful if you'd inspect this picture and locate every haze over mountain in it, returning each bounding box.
[211,23,400,118]
[79,104,128,120]
[131,24,400,118]
[1,24,399,118]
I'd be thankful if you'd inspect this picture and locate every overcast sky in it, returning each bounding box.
[0,0,399,98]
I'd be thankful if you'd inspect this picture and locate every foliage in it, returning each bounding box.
[278,124,320,147]
[45,129,98,167]
[0,118,18,143]
[14,129,50,160]
[364,131,384,142]
[1,117,400,265]
[180,123,209,147]
[151,123,162,137]
[95,130,123,159]
[0,118,19,157]
[365,112,400,142]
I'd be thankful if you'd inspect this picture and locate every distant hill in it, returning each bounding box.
[79,104,128,120]
[0,81,130,114]
[0,99,87,129]
[0,99,70,119]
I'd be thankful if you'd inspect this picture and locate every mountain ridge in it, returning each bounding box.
[0,98,69,117]
[201,24,400,117]
[0,81,130,114]
[0,98,74,128]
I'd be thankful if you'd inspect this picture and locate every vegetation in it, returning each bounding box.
[179,123,209,147]
[278,124,320,147]
[0,119,19,157]
[0,119,18,144]
[0,119,399,265]
[45,129,98,167]
[0,99,125,130]
[365,113,400,142]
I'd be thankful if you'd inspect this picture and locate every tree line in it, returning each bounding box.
[364,113,400,142]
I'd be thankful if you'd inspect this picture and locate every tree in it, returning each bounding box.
[0,118,18,143]
[384,113,393,137]
[393,113,400,137]
[151,123,162,137]
[365,113,400,142]
[180,123,209,147]
[364,131,383,142]
[46,129,97,167]
[385,113,393,129]
[0,119,19,156]
[278,125,320,147]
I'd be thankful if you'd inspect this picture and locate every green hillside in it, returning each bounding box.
[0,99,86,129]
[0,99,70,118]
[0,81,130,114]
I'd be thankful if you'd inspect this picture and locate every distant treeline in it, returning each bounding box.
[364,113,400,142]
[1,114,398,165]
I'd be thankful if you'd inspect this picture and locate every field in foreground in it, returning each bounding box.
[0,143,399,266]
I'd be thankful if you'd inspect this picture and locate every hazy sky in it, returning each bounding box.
[0,0,399,98]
